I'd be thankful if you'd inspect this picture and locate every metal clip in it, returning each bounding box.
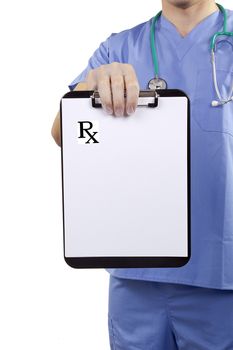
[147,89,159,108]
[91,89,159,108]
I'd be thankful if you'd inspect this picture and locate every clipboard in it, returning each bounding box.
[60,89,191,269]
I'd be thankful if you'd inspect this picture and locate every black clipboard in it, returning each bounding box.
[60,89,191,268]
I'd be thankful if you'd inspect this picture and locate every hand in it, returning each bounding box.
[85,62,140,116]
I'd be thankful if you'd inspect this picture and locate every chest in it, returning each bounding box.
[127,33,233,136]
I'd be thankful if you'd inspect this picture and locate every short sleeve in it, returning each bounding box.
[68,34,114,91]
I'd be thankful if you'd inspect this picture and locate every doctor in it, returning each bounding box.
[51,0,233,348]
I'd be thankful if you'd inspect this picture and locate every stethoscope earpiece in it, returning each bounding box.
[212,96,233,107]
[211,100,220,107]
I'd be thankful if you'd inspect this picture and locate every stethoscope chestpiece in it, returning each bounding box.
[148,77,167,90]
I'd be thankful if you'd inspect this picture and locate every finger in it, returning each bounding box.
[85,69,97,90]
[73,82,88,91]
[122,64,140,115]
[96,67,113,114]
[110,73,125,117]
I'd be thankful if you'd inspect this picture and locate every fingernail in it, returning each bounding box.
[103,106,113,114]
[127,106,135,115]
[106,107,113,114]
[115,108,123,116]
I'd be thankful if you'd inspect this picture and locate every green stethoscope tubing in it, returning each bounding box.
[150,10,162,80]
[150,3,233,79]
[210,3,233,50]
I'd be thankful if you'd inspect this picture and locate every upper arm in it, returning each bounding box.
[68,34,115,91]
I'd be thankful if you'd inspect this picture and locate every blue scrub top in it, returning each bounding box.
[68,8,233,290]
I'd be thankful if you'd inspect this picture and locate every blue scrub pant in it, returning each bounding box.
[108,275,233,350]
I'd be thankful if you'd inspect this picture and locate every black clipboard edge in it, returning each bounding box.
[60,88,189,100]
[60,89,191,269]
[65,256,190,269]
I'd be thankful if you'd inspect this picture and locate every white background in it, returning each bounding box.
[0,0,231,349]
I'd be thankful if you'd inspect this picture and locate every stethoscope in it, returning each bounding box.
[148,3,233,107]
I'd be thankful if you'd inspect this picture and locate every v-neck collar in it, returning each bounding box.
[157,8,224,61]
